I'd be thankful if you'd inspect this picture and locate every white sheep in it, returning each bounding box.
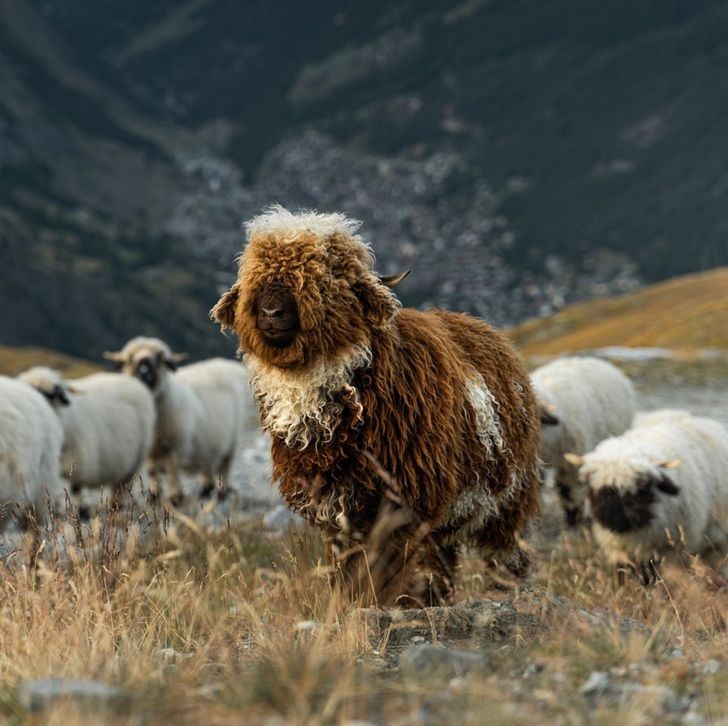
[103,337,257,503]
[530,356,637,526]
[0,376,64,528]
[18,367,156,496]
[566,411,728,581]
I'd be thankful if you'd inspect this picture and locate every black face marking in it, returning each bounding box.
[255,281,300,348]
[134,356,159,389]
[588,476,658,533]
[42,384,71,406]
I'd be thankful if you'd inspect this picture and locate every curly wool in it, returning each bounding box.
[246,344,372,449]
[212,207,542,604]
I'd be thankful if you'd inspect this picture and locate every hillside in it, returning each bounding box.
[0,345,100,378]
[509,267,728,355]
[3,1,728,358]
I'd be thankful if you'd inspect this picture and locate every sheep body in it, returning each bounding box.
[530,356,636,524]
[18,367,156,490]
[580,412,728,572]
[0,376,64,526]
[212,206,542,603]
[106,337,256,499]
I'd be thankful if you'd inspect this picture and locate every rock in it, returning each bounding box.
[17,679,129,713]
[295,620,320,633]
[410,636,426,644]
[399,644,491,679]
[681,711,709,726]
[620,683,683,712]
[263,505,300,531]
[523,662,544,678]
[158,647,185,664]
[700,659,721,675]
[579,671,616,699]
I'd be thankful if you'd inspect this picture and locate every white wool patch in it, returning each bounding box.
[245,204,367,246]
[464,373,505,456]
[245,345,372,450]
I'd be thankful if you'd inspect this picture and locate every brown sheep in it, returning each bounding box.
[212,206,541,606]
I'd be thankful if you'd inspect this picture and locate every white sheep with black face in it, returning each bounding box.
[104,337,257,503]
[567,411,728,581]
[18,366,156,495]
[530,356,637,526]
[0,376,64,528]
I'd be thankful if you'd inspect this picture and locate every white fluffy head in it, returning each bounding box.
[245,205,365,246]
[114,336,176,364]
[18,366,66,397]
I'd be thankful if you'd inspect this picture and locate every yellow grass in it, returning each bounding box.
[0,493,725,724]
[509,267,728,356]
[0,346,101,378]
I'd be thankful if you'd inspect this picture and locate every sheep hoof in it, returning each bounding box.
[78,505,90,522]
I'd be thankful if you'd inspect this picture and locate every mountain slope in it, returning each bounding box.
[509,268,728,355]
[3,1,728,359]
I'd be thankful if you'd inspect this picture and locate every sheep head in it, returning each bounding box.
[104,336,187,391]
[584,462,681,534]
[211,206,408,370]
[18,366,73,407]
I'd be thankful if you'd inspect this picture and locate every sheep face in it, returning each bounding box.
[104,337,186,393]
[212,208,402,370]
[586,469,680,534]
[18,367,72,408]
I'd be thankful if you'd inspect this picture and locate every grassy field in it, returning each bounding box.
[0,491,725,724]
[510,267,728,356]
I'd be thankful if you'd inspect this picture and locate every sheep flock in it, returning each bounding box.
[1,205,727,604]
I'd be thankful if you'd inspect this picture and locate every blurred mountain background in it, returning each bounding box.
[2,0,727,359]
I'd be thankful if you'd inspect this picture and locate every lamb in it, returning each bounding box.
[0,376,64,528]
[103,337,256,503]
[530,356,636,526]
[18,367,156,495]
[211,205,542,605]
[565,411,728,582]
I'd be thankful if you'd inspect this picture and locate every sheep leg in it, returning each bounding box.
[166,459,185,508]
[414,537,459,606]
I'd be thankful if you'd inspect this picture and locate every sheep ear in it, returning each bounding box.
[353,276,399,328]
[211,283,240,331]
[539,404,559,426]
[378,270,410,289]
[164,353,187,371]
[564,453,583,467]
[657,458,682,470]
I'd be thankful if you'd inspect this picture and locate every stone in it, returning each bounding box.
[399,644,491,679]
[579,671,615,699]
[17,679,129,713]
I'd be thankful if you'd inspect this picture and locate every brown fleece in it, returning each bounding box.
[213,221,541,606]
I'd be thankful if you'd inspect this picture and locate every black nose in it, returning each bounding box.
[255,282,300,347]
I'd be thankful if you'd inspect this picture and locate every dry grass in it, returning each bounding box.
[0,491,725,724]
[0,346,101,378]
[509,267,728,355]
